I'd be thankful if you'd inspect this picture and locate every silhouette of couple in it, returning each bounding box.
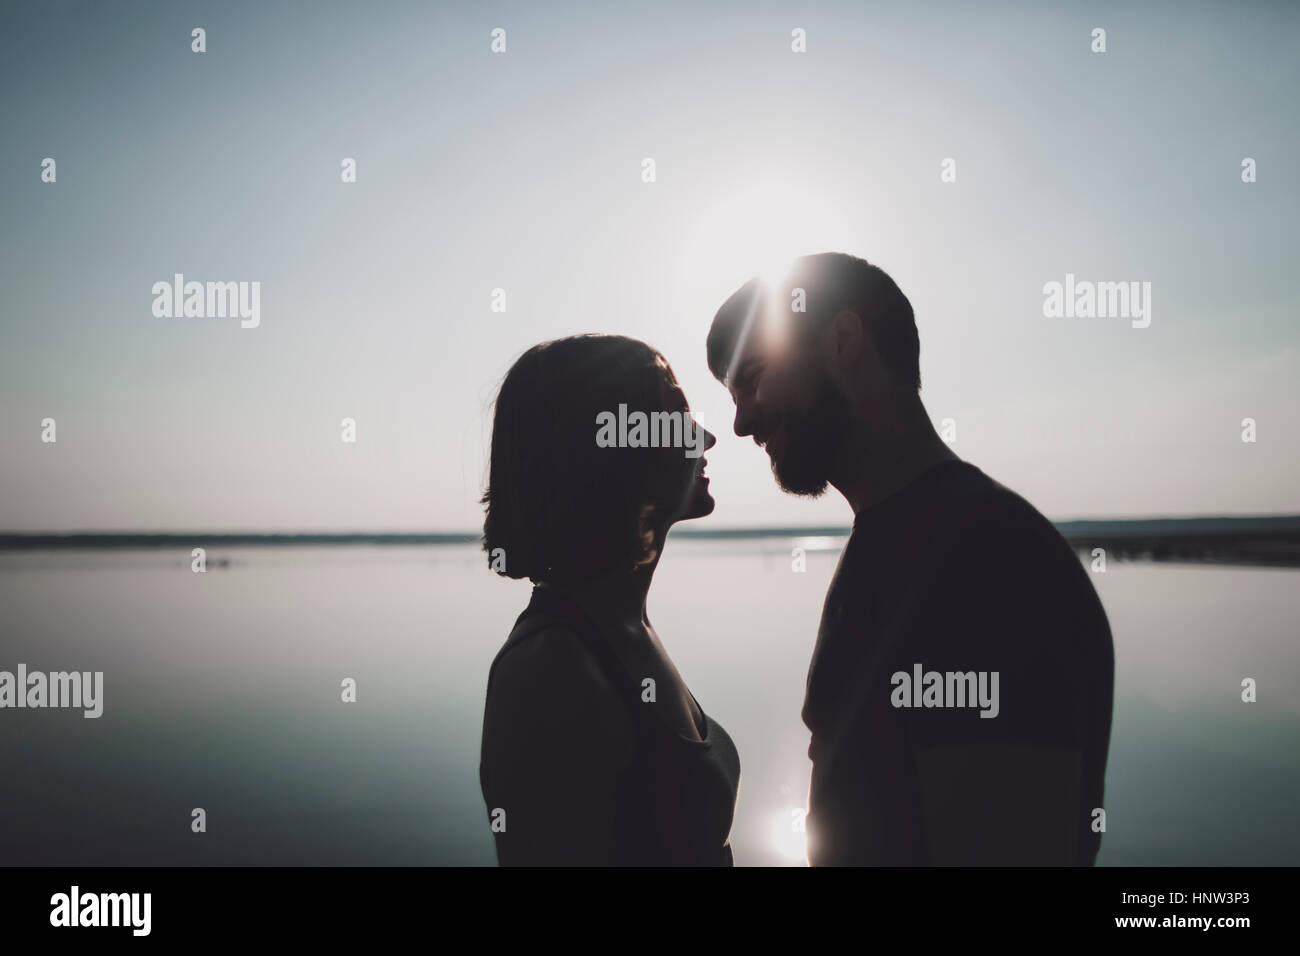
[479,253,1115,866]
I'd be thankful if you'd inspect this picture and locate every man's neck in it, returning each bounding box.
[829,407,960,516]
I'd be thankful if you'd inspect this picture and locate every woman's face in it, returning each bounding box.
[658,382,718,525]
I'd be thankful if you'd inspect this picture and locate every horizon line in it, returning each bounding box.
[3,513,1300,548]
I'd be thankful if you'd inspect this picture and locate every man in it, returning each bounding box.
[707,252,1114,865]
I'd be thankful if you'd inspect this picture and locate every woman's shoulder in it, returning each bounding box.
[491,615,605,694]
[484,614,636,754]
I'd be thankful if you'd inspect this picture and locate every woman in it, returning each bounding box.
[478,334,740,865]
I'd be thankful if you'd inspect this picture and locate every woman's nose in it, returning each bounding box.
[703,427,717,451]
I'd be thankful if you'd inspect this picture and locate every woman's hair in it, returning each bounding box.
[482,334,689,582]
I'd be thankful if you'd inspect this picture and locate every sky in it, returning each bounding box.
[2,0,1298,532]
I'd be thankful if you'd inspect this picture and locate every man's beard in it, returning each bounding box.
[770,373,850,497]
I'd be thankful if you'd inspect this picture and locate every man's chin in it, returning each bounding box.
[771,457,830,498]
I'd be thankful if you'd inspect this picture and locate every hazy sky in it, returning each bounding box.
[2,0,1297,531]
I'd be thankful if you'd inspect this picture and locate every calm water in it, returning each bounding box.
[1,540,1297,866]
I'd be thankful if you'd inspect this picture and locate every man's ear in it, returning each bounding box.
[825,309,865,370]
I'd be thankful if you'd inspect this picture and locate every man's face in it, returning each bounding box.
[726,316,851,497]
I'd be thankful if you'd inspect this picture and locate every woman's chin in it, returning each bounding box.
[666,481,715,524]
[689,485,716,518]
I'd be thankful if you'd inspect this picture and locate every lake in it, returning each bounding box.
[1,539,1297,866]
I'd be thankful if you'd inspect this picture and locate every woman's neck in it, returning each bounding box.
[540,528,666,629]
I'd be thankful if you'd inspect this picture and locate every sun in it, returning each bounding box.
[668,174,870,381]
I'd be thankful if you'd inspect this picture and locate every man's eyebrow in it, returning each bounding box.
[731,357,761,387]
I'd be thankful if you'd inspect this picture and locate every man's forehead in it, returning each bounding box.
[729,294,791,374]
[730,336,764,375]
[725,328,780,396]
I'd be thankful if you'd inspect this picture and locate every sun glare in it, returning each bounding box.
[674,174,870,381]
[770,806,809,863]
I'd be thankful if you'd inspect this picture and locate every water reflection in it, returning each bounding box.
[0,544,1295,866]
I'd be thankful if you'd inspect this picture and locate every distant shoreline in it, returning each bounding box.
[2,517,1300,567]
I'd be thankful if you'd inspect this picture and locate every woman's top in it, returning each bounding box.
[481,584,741,866]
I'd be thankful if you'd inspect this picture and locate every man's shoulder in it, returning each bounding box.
[900,462,1109,634]
[847,461,1064,566]
[934,466,1113,652]
[938,463,1074,560]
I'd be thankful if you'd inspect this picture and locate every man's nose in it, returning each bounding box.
[732,398,757,438]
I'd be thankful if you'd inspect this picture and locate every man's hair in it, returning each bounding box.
[481,334,684,582]
[706,252,920,390]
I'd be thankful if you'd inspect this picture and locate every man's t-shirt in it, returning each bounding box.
[802,459,1114,866]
